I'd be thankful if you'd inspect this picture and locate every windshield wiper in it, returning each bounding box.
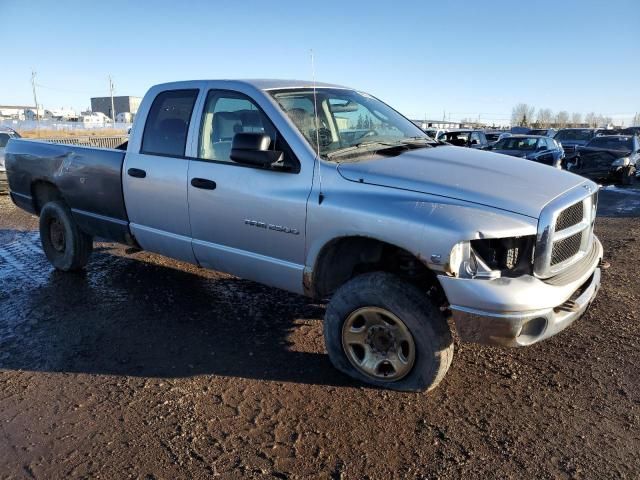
[325,141,408,159]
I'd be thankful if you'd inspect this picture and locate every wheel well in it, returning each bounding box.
[31,181,63,214]
[310,236,441,300]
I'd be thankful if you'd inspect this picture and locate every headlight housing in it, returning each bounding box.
[611,157,630,167]
[447,236,536,279]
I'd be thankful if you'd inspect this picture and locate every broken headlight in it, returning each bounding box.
[448,236,535,278]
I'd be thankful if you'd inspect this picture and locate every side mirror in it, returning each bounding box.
[230,133,283,167]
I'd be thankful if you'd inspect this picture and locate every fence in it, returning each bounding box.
[0,119,132,133]
[34,135,128,149]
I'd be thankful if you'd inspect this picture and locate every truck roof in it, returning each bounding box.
[152,79,351,91]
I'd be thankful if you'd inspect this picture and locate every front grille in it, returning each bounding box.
[555,201,584,231]
[534,188,598,278]
[551,232,583,265]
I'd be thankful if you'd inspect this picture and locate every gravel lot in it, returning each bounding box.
[0,188,639,479]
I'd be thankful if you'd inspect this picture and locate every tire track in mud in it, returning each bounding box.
[0,232,50,346]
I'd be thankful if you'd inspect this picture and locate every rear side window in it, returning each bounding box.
[141,89,198,157]
[0,133,10,148]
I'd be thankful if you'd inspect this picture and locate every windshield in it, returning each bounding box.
[270,88,431,160]
[555,129,593,141]
[485,132,502,142]
[586,136,633,150]
[494,137,538,150]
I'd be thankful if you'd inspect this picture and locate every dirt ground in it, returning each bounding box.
[0,188,639,479]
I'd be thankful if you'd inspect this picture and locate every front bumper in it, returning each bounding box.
[440,237,603,347]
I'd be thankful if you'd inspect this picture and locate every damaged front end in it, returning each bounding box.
[446,235,536,280]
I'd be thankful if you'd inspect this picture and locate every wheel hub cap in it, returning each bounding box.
[341,307,416,382]
[49,219,65,253]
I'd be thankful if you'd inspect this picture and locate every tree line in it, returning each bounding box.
[511,103,617,128]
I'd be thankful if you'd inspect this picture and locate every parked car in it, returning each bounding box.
[565,135,639,184]
[484,131,511,146]
[5,79,603,392]
[553,128,598,155]
[437,129,489,149]
[528,128,557,137]
[0,127,21,192]
[620,126,640,137]
[423,128,447,140]
[486,135,564,168]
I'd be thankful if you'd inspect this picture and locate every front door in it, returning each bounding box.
[187,90,313,293]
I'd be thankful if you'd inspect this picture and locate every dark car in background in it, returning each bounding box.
[484,131,511,146]
[486,135,564,168]
[0,127,22,192]
[565,135,639,184]
[620,126,640,137]
[437,129,488,149]
[528,128,557,137]
[554,128,598,155]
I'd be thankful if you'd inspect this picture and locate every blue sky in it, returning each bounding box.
[2,0,639,125]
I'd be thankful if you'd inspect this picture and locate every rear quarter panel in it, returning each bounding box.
[6,139,129,241]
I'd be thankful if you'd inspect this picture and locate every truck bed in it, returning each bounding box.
[6,139,130,243]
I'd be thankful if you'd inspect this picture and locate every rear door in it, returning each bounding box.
[186,89,312,293]
[123,88,200,263]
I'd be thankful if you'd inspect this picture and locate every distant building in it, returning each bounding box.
[412,119,462,130]
[115,112,134,123]
[45,108,78,121]
[80,111,112,125]
[24,107,47,121]
[0,105,35,120]
[90,96,142,120]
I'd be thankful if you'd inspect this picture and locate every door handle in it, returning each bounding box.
[127,168,146,178]
[191,178,217,190]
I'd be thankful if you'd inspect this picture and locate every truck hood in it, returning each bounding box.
[336,146,585,218]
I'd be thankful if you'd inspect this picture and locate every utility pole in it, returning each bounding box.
[108,75,115,123]
[31,70,39,122]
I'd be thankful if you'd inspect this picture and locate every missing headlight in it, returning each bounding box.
[470,236,535,277]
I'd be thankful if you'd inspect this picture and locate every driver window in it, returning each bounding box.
[470,132,481,144]
[198,92,276,162]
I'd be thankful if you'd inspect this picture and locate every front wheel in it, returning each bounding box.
[39,201,93,271]
[323,272,454,392]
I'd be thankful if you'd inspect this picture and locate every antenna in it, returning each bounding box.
[311,49,324,204]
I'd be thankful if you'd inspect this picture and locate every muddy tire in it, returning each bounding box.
[324,272,454,392]
[39,201,93,271]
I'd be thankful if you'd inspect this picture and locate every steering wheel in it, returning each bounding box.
[310,128,333,147]
[359,129,379,140]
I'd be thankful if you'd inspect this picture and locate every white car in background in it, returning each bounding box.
[0,128,21,191]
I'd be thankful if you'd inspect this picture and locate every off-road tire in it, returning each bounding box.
[39,201,93,271]
[324,272,454,392]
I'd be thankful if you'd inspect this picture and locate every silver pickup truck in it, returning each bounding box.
[5,80,603,392]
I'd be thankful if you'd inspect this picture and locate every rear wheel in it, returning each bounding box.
[39,201,93,271]
[324,272,454,392]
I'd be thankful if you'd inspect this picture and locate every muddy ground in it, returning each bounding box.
[0,187,639,479]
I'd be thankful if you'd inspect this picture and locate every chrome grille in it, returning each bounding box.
[555,202,584,231]
[534,186,598,278]
[551,232,582,265]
